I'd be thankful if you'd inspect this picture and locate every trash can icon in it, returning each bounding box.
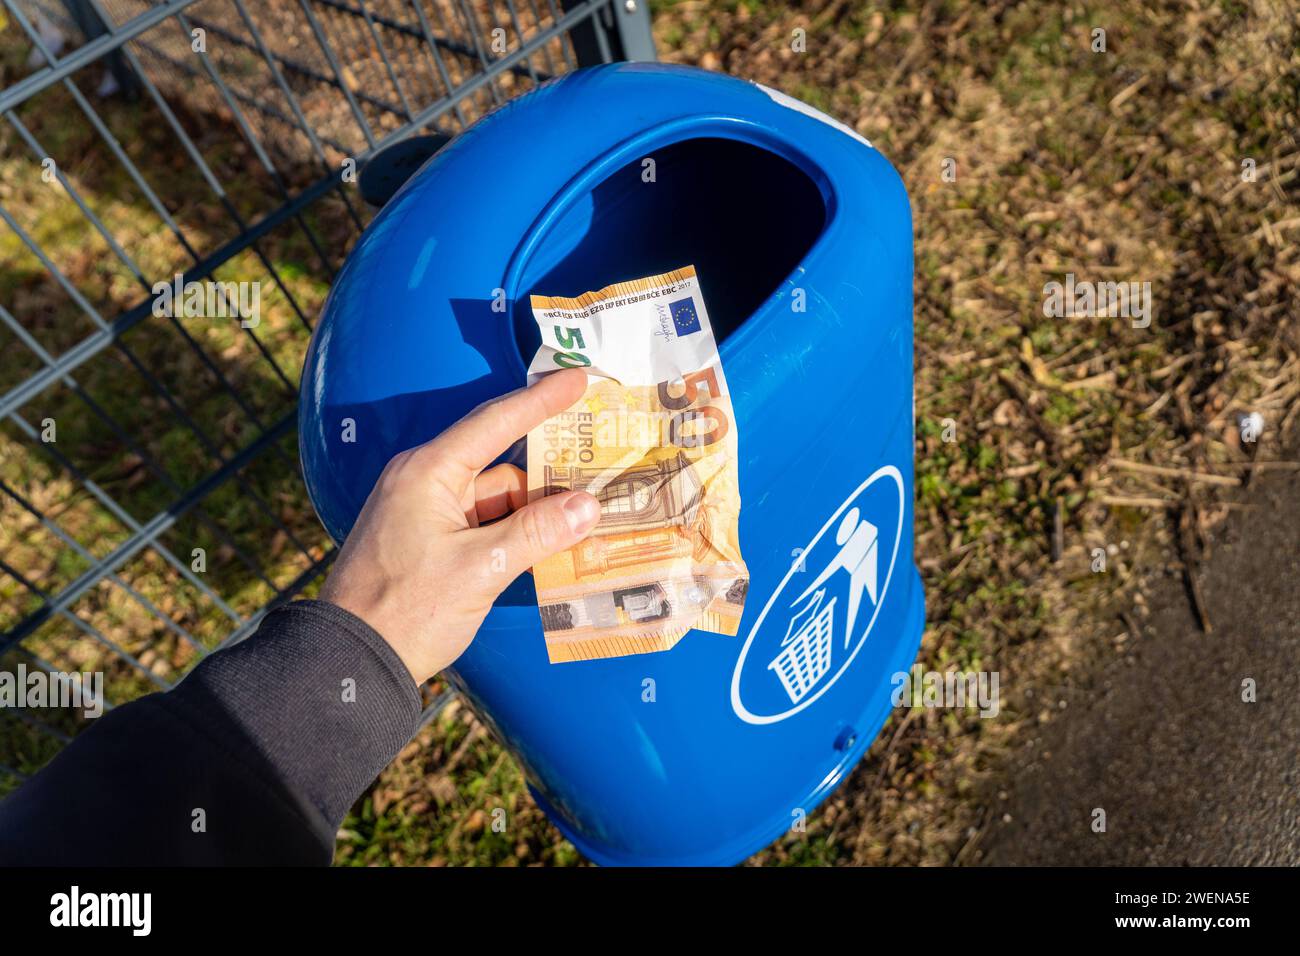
[299,63,924,865]
[768,589,836,705]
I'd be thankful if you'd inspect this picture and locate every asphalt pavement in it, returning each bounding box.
[980,445,1300,866]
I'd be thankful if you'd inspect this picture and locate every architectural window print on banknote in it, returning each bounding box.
[526,266,749,663]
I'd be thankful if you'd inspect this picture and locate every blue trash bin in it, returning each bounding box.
[299,63,923,865]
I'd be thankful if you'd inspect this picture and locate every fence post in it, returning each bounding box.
[563,0,656,67]
[58,0,140,96]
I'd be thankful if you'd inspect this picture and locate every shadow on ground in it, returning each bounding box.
[980,430,1300,866]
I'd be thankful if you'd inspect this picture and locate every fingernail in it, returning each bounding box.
[563,493,601,534]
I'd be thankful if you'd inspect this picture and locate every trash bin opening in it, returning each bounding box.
[510,135,828,366]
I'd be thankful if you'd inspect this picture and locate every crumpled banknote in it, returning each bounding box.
[526,265,748,663]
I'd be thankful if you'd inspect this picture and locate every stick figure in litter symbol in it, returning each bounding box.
[790,507,879,648]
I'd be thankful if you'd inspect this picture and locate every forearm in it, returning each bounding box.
[0,600,421,865]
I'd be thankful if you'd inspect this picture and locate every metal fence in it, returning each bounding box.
[0,0,654,789]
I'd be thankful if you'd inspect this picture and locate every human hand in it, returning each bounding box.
[320,368,600,684]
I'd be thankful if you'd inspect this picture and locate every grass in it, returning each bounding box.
[2,0,1297,865]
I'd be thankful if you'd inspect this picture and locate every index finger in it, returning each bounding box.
[411,367,588,488]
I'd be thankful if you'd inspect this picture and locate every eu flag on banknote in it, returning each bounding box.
[669,296,702,336]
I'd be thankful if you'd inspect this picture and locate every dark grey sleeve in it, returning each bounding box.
[0,600,421,866]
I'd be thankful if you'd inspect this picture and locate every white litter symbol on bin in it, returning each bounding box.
[767,588,837,704]
[731,465,904,726]
[791,508,879,649]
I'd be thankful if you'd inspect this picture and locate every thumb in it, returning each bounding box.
[484,490,601,580]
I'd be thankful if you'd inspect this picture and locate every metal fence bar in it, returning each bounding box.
[0,555,173,691]
[609,0,655,61]
[7,410,243,626]
[0,303,282,594]
[0,410,300,656]
[415,687,457,731]
[0,167,344,422]
[6,111,151,284]
[545,0,578,71]
[123,10,401,148]
[4,101,308,494]
[523,0,560,75]
[173,10,340,281]
[502,0,542,87]
[403,0,470,129]
[0,477,207,656]
[354,1,417,121]
[3,703,75,746]
[369,0,607,149]
[296,0,378,148]
[0,202,311,561]
[450,0,504,106]
[224,0,368,229]
[0,559,159,701]
[4,4,204,264]
[0,0,203,112]
[315,0,554,86]
[101,25,323,349]
[4,0,313,372]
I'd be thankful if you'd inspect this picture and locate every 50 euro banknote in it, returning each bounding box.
[526,265,748,664]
